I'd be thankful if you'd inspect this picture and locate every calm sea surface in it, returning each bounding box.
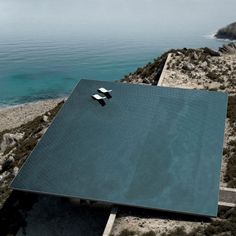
[0,0,235,107]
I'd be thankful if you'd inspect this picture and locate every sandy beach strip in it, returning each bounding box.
[0,98,65,133]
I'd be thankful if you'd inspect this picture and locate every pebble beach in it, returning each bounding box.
[0,98,65,133]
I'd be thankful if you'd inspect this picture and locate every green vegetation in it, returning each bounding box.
[118,229,156,236]
[227,95,236,129]
[161,208,236,236]
[142,231,156,236]
[206,72,219,81]
[161,227,187,236]
[0,101,64,211]
[132,51,170,85]
[208,88,218,91]
[1,45,236,235]
[117,208,236,236]
[219,84,226,90]
[116,207,236,236]
[225,95,236,187]
[118,229,136,236]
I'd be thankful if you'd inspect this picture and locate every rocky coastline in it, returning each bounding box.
[0,43,236,235]
[215,22,236,40]
[113,43,236,236]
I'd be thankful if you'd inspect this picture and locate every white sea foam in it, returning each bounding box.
[204,32,236,42]
[204,33,216,39]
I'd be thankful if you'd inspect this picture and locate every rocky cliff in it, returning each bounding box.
[215,22,236,40]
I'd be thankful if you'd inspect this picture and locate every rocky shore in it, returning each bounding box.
[0,101,65,206]
[0,43,236,235]
[113,43,236,236]
[0,98,65,133]
[215,22,236,40]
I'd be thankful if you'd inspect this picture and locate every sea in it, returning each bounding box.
[0,0,235,107]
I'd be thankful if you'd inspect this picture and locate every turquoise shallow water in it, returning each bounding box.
[0,35,227,107]
[0,0,235,107]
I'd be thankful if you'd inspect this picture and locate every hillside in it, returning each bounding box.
[215,22,236,40]
[113,44,236,235]
[0,43,236,235]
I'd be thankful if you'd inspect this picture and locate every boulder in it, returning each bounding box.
[201,61,208,68]
[203,47,220,57]
[0,133,24,153]
[176,51,184,56]
[13,167,19,176]
[43,115,49,122]
[192,52,199,60]
[208,83,219,91]
[8,156,14,162]
[136,78,143,84]
[182,62,194,71]
[0,171,10,183]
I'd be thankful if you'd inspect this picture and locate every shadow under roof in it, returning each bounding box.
[11,79,228,217]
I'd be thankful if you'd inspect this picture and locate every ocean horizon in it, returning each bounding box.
[0,0,235,107]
